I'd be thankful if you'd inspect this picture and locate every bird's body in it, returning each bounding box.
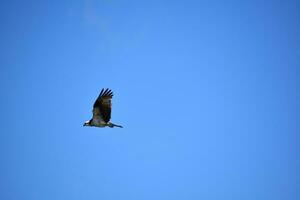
[91,118,106,127]
[83,88,123,128]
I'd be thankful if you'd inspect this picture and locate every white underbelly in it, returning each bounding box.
[92,118,107,127]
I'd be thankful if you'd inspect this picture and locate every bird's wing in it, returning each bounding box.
[92,88,113,123]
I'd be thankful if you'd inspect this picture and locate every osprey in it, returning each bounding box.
[83,88,123,128]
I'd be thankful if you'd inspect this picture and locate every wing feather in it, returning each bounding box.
[92,88,113,123]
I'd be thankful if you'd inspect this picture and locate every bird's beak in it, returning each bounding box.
[83,123,86,126]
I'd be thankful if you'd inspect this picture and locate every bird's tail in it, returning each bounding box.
[109,122,123,128]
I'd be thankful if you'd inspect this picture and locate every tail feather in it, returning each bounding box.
[109,123,123,128]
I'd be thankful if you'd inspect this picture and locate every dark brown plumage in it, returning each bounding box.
[93,88,113,123]
[83,88,123,128]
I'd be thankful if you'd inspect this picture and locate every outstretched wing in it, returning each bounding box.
[93,88,113,123]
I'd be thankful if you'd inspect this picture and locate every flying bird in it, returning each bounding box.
[83,88,123,128]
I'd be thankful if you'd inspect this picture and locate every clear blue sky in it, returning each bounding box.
[0,0,299,199]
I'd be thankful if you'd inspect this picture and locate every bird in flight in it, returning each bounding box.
[83,88,123,128]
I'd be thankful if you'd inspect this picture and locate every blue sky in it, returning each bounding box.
[0,0,299,199]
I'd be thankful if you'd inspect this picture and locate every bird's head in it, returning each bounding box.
[83,120,91,126]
